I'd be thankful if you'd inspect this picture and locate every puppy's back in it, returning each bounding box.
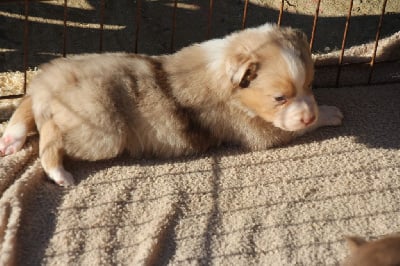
[28,53,207,160]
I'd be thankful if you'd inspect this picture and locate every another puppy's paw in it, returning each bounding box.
[0,134,26,156]
[317,105,343,127]
[48,167,75,187]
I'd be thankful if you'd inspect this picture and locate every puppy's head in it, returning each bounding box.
[227,25,316,132]
[342,235,400,266]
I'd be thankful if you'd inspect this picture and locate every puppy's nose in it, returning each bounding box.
[301,115,316,126]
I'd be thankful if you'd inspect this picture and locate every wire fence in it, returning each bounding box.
[0,0,399,102]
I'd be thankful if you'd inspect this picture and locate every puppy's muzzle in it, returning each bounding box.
[273,95,318,131]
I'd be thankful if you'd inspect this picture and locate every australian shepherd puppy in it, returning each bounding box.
[0,23,343,186]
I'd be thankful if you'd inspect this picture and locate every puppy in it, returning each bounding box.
[342,235,400,266]
[0,23,343,186]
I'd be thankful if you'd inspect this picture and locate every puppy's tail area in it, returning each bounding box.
[0,96,36,156]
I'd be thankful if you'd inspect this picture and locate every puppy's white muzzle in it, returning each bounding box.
[273,95,318,132]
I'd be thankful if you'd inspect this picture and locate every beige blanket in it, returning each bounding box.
[1,83,400,265]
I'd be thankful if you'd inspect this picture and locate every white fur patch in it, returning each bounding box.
[204,38,228,74]
[256,23,274,33]
[281,47,306,91]
[273,95,317,131]
[48,167,75,186]
[4,123,27,139]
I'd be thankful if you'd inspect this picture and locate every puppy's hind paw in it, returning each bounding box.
[317,105,344,127]
[48,167,75,187]
[0,134,26,156]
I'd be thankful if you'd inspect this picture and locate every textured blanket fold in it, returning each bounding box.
[1,84,399,265]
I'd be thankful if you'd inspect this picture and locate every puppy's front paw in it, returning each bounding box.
[48,167,75,187]
[317,105,344,127]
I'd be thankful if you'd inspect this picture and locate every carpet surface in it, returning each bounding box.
[0,83,399,265]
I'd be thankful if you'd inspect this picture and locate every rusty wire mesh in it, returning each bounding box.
[0,0,399,102]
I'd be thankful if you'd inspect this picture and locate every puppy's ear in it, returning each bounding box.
[226,54,258,88]
[345,236,367,253]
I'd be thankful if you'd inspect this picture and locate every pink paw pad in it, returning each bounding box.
[3,135,13,144]
[0,134,25,156]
